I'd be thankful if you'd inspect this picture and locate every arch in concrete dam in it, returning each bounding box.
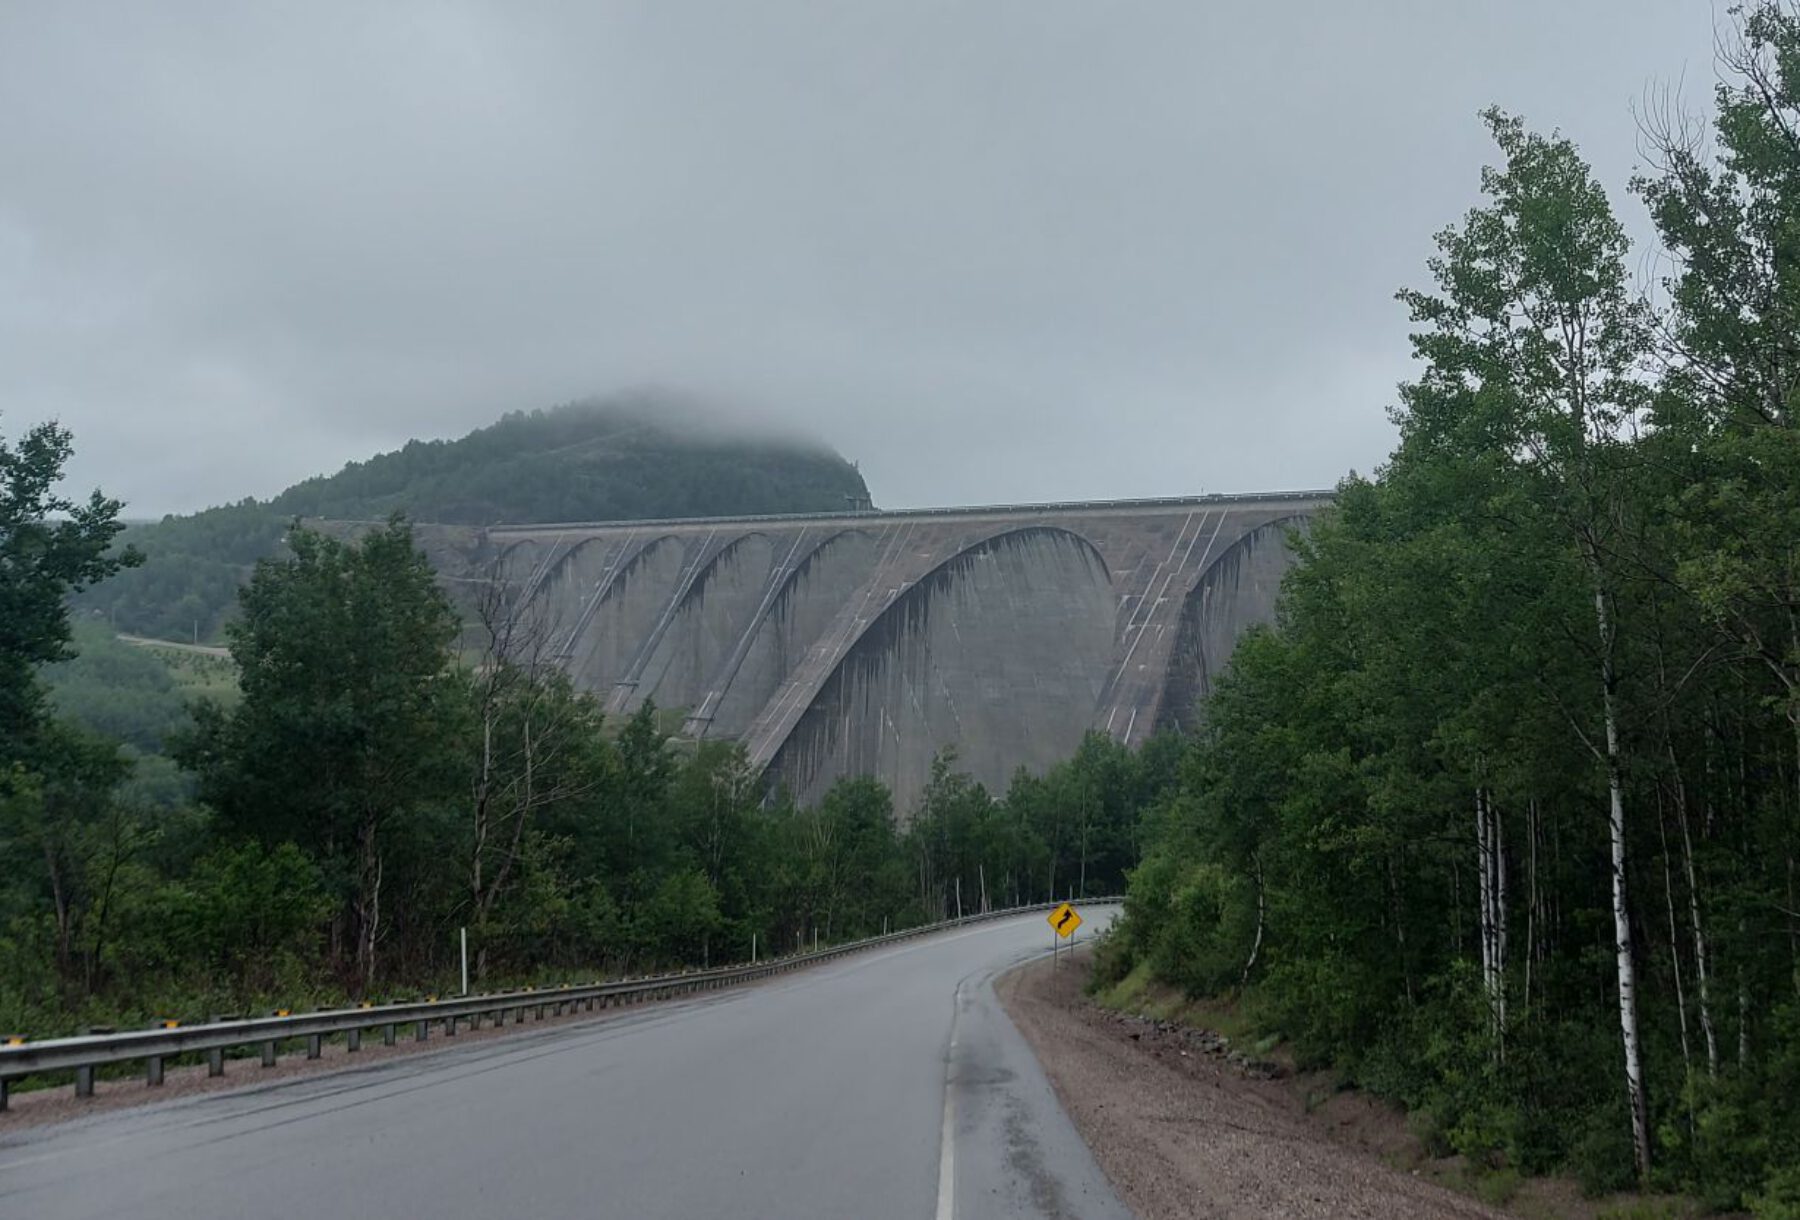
[605,530,778,716]
[496,536,555,604]
[683,527,883,739]
[553,534,689,693]
[762,525,1117,813]
[1151,515,1307,736]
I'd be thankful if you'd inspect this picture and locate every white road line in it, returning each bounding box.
[936,977,965,1220]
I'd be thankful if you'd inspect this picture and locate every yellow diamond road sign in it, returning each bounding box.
[1048,903,1082,939]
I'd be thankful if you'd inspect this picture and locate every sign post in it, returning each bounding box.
[1046,903,1083,968]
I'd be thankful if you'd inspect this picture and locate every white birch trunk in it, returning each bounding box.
[1477,788,1494,1031]
[1494,798,1507,1034]
[1525,797,1539,1016]
[1676,780,1718,1078]
[1657,795,1692,1077]
[1594,581,1650,1180]
[1242,853,1266,986]
[1475,787,1506,1045]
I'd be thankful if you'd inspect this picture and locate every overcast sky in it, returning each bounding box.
[1,2,1722,517]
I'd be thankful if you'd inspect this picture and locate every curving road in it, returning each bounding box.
[0,909,1130,1220]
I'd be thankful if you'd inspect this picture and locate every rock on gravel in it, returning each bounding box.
[996,952,1507,1220]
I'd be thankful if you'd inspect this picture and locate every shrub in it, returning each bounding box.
[1569,1101,1638,1197]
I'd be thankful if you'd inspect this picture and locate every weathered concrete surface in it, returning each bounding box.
[392,492,1328,813]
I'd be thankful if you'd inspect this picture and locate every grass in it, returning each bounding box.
[1090,960,1260,1041]
[1475,1167,1525,1207]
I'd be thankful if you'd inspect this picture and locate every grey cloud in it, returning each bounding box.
[0,1,1717,516]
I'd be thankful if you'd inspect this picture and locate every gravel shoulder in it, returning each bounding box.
[997,949,1510,1220]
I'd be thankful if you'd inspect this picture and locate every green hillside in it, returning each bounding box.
[75,398,871,641]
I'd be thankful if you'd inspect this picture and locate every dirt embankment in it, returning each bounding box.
[998,951,1516,1220]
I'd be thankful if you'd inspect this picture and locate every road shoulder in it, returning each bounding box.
[997,949,1507,1220]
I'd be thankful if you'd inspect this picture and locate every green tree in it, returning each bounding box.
[0,724,134,995]
[176,841,331,997]
[180,519,460,992]
[1395,109,1655,1176]
[639,867,722,966]
[1638,0,1800,852]
[0,418,139,760]
[462,575,617,982]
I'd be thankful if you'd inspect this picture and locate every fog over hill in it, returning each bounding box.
[73,396,872,642]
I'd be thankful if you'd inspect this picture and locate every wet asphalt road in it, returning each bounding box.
[0,909,1130,1220]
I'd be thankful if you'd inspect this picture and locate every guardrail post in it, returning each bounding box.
[444,1015,458,1036]
[261,1040,276,1067]
[383,1023,397,1046]
[0,1077,8,1111]
[75,1064,94,1097]
[415,1020,428,1042]
[306,1034,322,1059]
[146,1055,164,1086]
[208,1047,224,1077]
[347,1028,361,1052]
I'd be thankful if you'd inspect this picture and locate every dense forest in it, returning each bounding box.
[72,396,872,642]
[1102,12,1800,1213]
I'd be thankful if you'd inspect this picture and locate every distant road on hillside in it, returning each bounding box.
[117,634,232,660]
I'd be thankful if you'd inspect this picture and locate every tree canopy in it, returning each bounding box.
[0,418,139,760]
[1104,13,1800,1208]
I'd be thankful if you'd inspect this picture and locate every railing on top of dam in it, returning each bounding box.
[316,487,1338,539]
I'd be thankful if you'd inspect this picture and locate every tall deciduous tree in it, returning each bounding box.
[463,563,613,982]
[1639,0,1800,867]
[1395,109,1655,1177]
[181,519,460,992]
[0,418,139,760]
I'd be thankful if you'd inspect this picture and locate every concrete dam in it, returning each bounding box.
[406,492,1329,813]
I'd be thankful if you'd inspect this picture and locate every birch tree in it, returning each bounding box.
[1395,110,1655,1178]
[464,564,609,981]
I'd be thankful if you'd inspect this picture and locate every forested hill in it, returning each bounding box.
[75,399,871,641]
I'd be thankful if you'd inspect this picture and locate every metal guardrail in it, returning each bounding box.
[0,898,1118,1111]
